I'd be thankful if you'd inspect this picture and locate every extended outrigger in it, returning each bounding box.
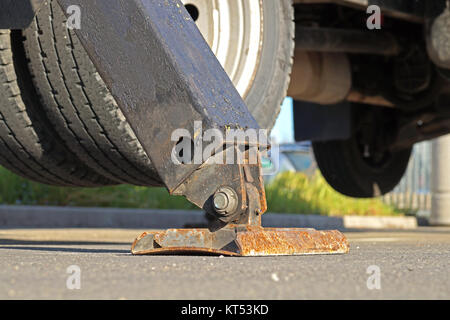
[4,0,349,256]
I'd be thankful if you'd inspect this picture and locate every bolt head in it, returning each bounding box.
[212,186,238,216]
[213,192,229,211]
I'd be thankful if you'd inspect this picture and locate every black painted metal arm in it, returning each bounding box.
[55,0,266,226]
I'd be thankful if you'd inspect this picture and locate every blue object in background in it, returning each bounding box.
[263,98,316,181]
[271,97,295,144]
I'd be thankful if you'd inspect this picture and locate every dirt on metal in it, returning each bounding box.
[131,226,349,256]
[236,227,349,256]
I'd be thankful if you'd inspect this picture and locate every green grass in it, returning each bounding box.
[0,166,196,209]
[0,166,402,216]
[266,171,402,216]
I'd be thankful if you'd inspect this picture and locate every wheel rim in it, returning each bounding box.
[182,0,263,98]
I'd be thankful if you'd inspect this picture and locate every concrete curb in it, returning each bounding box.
[0,205,418,230]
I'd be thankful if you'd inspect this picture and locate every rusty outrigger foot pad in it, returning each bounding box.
[131,226,349,256]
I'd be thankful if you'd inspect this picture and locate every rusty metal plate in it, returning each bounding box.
[235,227,349,256]
[131,227,349,256]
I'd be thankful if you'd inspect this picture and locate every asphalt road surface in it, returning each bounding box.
[0,227,449,299]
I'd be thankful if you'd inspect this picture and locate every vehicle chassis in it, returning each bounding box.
[17,0,450,255]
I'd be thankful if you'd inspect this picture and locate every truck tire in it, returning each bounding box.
[19,0,293,186]
[182,0,295,129]
[245,0,294,130]
[22,1,162,186]
[313,136,412,198]
[0,30,113,187]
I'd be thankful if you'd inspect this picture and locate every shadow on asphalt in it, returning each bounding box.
[343,227,450,234]
[0,238,130,254]
[0,245,129,254]
[0,239,129,246]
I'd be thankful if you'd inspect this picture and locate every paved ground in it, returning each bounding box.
[0,227,449,299]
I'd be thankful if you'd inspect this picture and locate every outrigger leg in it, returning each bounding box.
[54,0,349,256]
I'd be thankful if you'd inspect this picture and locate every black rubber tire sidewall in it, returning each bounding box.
[244,0,294,131]
[0,30,114,187]
[313,138,413,198]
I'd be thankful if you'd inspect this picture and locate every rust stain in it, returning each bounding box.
[131,227,349,256]
[236,227,349,256]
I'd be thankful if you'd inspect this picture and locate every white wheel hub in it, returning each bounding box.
[182,0,263,98]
